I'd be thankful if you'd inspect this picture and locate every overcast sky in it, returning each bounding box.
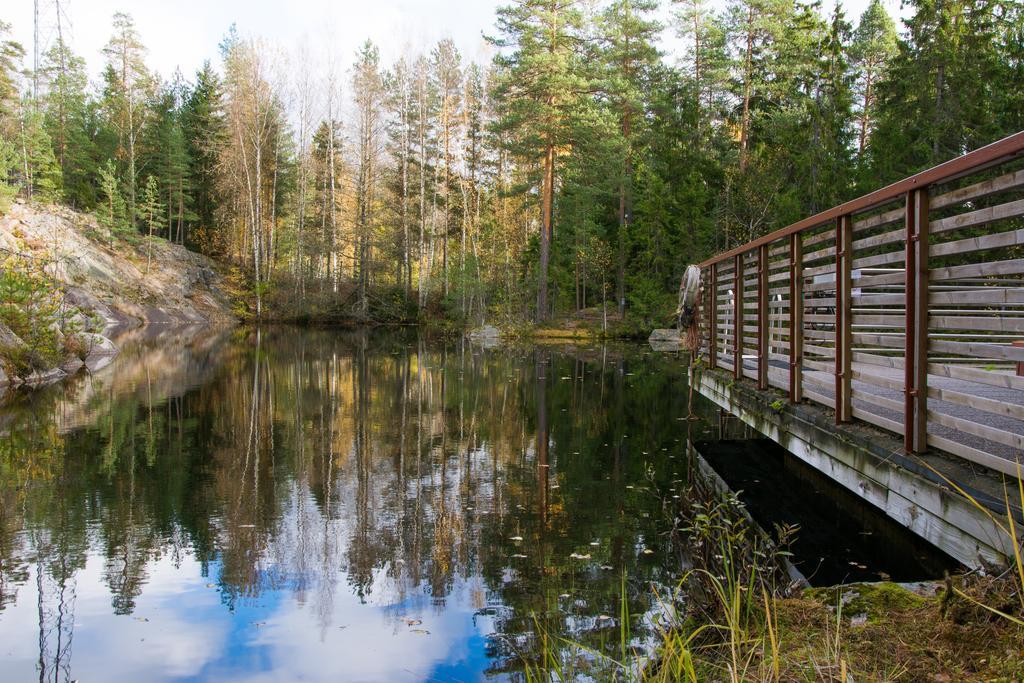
[6,0,906,85]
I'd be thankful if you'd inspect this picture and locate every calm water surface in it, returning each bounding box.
[0,327,709,682]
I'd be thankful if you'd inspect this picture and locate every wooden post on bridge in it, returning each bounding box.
[789,233,803,403]
[905,189,929,453]
[757,244,768,390]
[835,215,852,423]
[709,263,718,369]
[734,252,743,380]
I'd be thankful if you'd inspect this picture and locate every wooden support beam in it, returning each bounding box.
[835,214,852,423]
[709,264,718,369]
[734,252,743,380]
[904,189,929,453]
[789,232,803,403]
[757,244,769,390]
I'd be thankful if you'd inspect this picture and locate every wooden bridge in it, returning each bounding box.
[691,131,1024,565]
[696,131,1024,480]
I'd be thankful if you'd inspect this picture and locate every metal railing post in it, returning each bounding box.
[904,189,929,452]
[757,244,769,390]
[734,252,743,380]
[789,233,803,403]
[836,215,853,423]
[709,264,718,369]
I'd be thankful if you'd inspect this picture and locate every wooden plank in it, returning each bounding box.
[851,367,904,392]
[930,227,1024,259]
[930,315,1024,334]
[927,362,1024,391]
[930,288,1024,306]
[930,198,1024,236]
[850,389,904,414]
[927,409,1024,451]
[928,384,1024,421]
[852,406,905,435]
[931,168,1024,210]
[930,339,1024,362]
[926,433,1023,478]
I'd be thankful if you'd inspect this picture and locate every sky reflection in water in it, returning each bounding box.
[0,328,700,682]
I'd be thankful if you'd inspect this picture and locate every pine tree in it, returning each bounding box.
[489,0,588,321]
[431,39,462,298]
[598,0,661,316]
[352,40,386,317]
[101,12,153,227]
[850,0,896,155]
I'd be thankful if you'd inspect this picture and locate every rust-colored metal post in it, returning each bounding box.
[904,189,929,453]
[734,252,743,380]
[789,232,803,403]
[757,244,769,390]
[835,215,853,423]
[708,263,718,369]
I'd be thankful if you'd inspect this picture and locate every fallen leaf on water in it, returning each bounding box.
[642,549,655,555]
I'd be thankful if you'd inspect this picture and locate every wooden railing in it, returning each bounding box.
[698,131,1024,476]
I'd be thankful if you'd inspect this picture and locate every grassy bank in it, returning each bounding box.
[519,459,1024,682]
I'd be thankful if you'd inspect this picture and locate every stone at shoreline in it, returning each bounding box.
[648,328,684,352]
[468,325,502,348]
[648,328,681,342]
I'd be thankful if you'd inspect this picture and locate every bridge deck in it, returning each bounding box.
[698,131,1024,478]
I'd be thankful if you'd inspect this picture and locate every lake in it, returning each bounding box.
[0,327,956,682]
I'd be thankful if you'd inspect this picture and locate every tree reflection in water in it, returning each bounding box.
[0,328,701,681]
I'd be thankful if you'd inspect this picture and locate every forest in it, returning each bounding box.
[0,0,1022,329]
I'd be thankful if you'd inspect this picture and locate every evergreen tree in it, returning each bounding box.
[142,76,192,243]
[489,0,589,321]
[18,100,62,201]
[182,61,225,252]
[140,174,164,272]
[870,0,1005,180]
[41,39,101,208]
[598,0,661,316]
[850,0,897,155]
[98,158,128,243]
[101,12,153,227]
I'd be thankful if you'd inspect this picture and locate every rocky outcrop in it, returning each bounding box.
[0,200,233,330]
[0,200,235,392]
